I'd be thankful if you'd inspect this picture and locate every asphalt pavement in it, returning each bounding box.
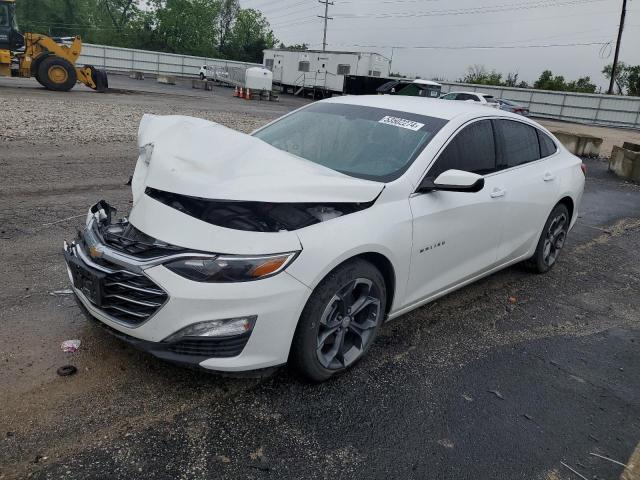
[0,79,639,480]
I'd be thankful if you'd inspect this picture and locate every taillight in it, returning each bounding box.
[580,163,587,176]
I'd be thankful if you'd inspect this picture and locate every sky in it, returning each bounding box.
[239,0,640,90]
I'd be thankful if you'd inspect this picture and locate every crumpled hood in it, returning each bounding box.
[131,114,384,204]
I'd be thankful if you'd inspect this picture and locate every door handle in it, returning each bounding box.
[543,172,556,182]
[490,188,506,198]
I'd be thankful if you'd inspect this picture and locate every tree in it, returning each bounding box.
[278,42,308,51]
[460,65,503,86]
[534,70,596,93]
[101,0,137,33]
[602,62,640,96]
[566,76,596,94]
[153,0,220,56]
[218,0,239,53]
[226,8,276,63]
[504,72,519,87]
[627,66,640,97]
[534,70,567,91]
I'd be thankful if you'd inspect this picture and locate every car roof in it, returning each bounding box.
[321,94,516,121]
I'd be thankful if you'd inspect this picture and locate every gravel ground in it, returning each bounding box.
[1,78,639,480]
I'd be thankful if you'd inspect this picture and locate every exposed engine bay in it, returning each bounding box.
[145,187,374,232]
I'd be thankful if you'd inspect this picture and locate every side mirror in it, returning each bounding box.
[417,169,485,193]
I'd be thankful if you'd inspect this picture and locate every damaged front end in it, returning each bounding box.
[64,201,194,326]
[145,187,374,232]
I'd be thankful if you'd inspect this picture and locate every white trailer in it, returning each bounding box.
[263,49,391,95]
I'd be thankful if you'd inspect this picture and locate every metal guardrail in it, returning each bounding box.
[77,42,262,79]
[439,81,640,129]
[76,43,640,128]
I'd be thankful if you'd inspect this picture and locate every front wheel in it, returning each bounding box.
[290,259,386,382]
[199,73,205,80]
[37,56,77,92]
[527,203,570,273]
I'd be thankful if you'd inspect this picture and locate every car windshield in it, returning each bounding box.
[253,103,447,182]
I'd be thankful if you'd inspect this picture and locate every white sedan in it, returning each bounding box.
[64,96,585,381]
[441,91,501,108]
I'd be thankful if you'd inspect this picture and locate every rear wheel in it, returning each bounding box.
[527,203,570,273]
[38,56,77,91]
[290,259,386,382]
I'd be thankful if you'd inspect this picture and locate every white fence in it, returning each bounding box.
[77,43,640,129]
[78,43,262,79]
[439,81,640,129]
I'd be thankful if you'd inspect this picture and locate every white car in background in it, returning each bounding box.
[64,96,585,382]
[441,91,501,108]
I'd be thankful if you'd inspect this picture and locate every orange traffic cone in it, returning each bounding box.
[233,86,239,97]
[239,87,243,99]
[245,88,252,100]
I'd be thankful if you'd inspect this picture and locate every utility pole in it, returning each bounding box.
[608,0,627,95]
[318,0,334,52]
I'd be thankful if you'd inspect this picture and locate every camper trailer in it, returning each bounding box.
[263,48,391,96]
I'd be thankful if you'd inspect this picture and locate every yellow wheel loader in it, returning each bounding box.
[0,0,108,92]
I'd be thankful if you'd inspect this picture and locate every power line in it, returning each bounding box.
[334,0,608,19]
[325,40,611,50]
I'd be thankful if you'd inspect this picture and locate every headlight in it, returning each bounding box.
[164,252,298,282]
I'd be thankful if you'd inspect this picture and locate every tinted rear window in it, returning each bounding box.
[538,130,557,158]
[494,119,540,168]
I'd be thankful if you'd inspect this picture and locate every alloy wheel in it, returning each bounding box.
[542,212,567,267]
[316,278,382,370]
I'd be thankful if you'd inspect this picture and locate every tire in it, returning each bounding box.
[91,67,108,92]
[37,56,77,92]
[290,259,387,382]
[199,73,205,80]
[526,203,570,273]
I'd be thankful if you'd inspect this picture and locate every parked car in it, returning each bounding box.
[496,98,530,116]
[64,96,585,382]
[198,65,229,81]
[440,91,500,108]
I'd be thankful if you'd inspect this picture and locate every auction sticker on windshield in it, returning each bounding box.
[378,116,425,131]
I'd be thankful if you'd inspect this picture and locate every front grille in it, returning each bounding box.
[101,223,184,259]
[101,268,168,325]
[166,333,251,358]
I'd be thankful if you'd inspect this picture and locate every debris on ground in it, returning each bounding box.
[508,296,517,304]
[488,389,505,400]
[61,339,81,353]
[49,289,73,296]
[56,365,77,377]
[560,461,588,480]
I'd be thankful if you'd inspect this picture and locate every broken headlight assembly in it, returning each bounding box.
[164,252,299,282]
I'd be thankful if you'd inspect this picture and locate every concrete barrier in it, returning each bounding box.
[552,131,603,157]
[157,75,176,85]
[191,79,213,91]
[609,142,640,182]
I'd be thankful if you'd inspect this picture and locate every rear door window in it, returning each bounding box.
[428,120,496,178]
[537,130,557,158]
[494,119,541,168]
[456,93,477,101]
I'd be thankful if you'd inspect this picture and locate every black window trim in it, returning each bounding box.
[416,116,560,192]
